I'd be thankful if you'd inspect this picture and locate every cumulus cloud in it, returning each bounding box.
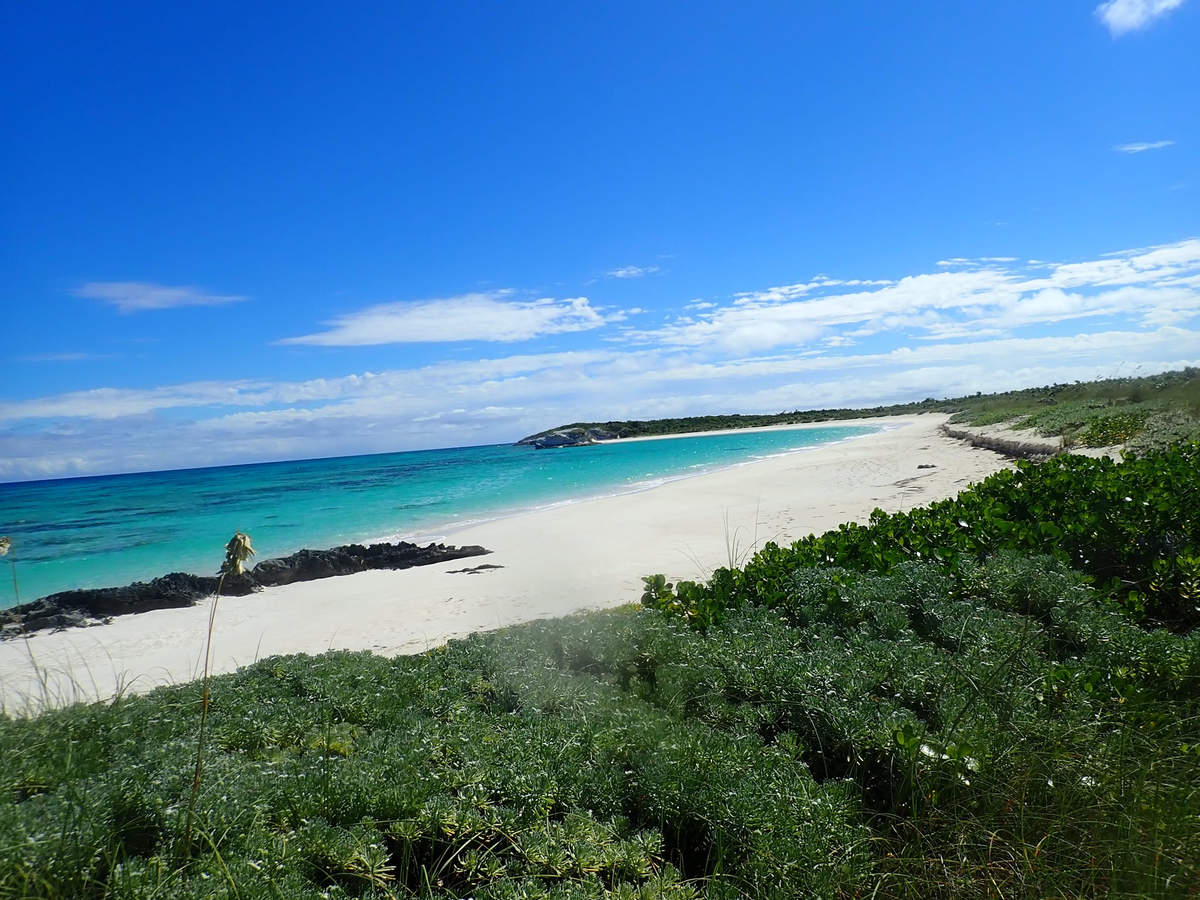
[75,281,247,312]
[1095,0,1187,36]
[623,239,1200,354]
[607,266,660,279]
[1114,140,1176,153]
[279,292,613,346]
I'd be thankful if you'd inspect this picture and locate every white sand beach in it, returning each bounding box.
[0,413,1013,710]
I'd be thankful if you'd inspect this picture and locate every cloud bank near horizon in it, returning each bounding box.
[4,238,1200,481]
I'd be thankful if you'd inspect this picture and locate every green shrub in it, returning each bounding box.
[1128,409,1200,454]
[647,445,1200,630]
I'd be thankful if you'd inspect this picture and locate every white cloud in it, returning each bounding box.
[937,257,1016,267]
[623,239,1200,354]
[4,325,1197,481]
[0,351,614,424]
[7,239,1200,480]
[279,292,612,346]
[1114,140,1176,153]
[75,281,247,312]
[1095,0,1187,36]
[17,352,117,363]
[607,265,660,279]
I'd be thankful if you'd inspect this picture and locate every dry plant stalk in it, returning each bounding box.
[183,530,255,864]
[0,536,16,605]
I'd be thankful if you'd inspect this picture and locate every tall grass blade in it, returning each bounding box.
[182,530,254,866]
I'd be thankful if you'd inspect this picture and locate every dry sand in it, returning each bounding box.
[0,413,1013,711]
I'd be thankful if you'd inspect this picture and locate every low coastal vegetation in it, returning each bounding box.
[2,409,1198,897]
[946,367,1200,452]
[3,460,1197,898]
[648,444,1200,632]
[520,367,1200,451]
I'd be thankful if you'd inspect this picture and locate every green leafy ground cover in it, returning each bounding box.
[650,445,1200,632]
[946,368,1200,451]
[3,449,1199,898]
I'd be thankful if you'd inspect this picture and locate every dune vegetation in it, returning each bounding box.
[2,409,1198,897]
[946,367,1200,452]
[522,367,1200,450]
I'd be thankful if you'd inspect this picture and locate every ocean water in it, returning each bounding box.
[0,424,880,605]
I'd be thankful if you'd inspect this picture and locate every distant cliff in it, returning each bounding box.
[515,427,620,449]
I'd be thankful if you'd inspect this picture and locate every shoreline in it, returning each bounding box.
[0,413,1011,710]
[2,420,886,605]
[593,414,911,444]
[1,541,493,637]
[386,421,886,546]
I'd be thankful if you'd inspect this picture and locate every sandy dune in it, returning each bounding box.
[0,413,1012,711]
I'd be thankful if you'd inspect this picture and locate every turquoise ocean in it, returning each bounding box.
[0,424,880,605]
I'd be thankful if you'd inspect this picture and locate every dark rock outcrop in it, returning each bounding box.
[940,425,1060,461]
[248,542,488,587]
[516,427,619,449]
[0,541,490,637]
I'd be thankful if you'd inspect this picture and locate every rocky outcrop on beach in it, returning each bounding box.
[516,427,619,449]
[940,424,1060,461]
[248,541,489,586]
[940,423,1120,462]
[0,541,491,637]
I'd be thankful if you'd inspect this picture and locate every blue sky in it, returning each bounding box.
[2,1,1198,481]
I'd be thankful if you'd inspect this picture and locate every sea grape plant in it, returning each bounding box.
[646,444,1200,631]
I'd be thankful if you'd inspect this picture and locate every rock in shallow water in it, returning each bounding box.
[516,427,618,449]
[0,541,490,636]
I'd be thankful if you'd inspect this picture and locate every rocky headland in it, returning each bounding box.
[516,427,619,449]
[1,541,491,637]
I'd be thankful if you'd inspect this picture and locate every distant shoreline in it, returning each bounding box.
[594,414,912,444]
[376,420,886,547]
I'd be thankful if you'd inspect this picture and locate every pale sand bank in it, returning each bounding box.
[0,413,1011,710]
